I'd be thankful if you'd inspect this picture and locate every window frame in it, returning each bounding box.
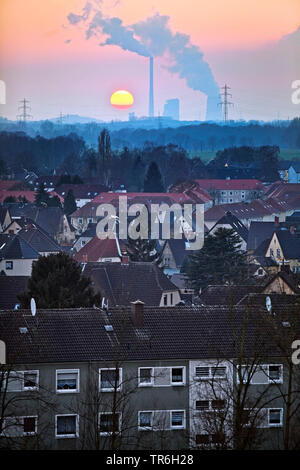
[2,370,39,392]
[268,408,283,427]
[170,366,186,386]
[98,412,122,436]
[170,410,186,430]
[138,411,153,430]
[99,368,122,392]
[194,365,227,380]
[56,369,80,394]
[55,414,79,439]
[0,415,38,437]
[237,364,283,384]
[5,261,13,270]
[138,367,154,387]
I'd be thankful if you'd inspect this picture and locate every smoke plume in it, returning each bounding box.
[67,2,221,120]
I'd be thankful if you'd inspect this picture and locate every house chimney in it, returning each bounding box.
[290,225,295,235]
[274,216,279,226]
[121,251,130,265]
[131,300,145,327]
[82,254,88,263]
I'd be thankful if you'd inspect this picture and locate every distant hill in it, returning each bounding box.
[49,114,104,124]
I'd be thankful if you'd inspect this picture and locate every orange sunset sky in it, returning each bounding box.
[0,0,300,121]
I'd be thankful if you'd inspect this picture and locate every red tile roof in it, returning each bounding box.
[0,190,36,203]
[74,236,126,262]
[71,192,203,217]
[194,179,264,191]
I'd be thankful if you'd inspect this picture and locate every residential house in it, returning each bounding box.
[194,179,264,205]
[287,162,300,183]
[72,223,97,252]
[83,259,181,307]
[0,234,39,276]
[70,192,203,235]
[2,204,75,246]
[208,211,248,250]
[74,236,126,263]
[265,229,300,272]
[55,184,108,208]
[159,239,188,274]
[0,276,29,309]
[0,302,298,450]
[16,225,62,256]
[262,268,300,295]
[0,207,11,232]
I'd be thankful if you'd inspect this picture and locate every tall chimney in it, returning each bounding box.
[131,300,145,327]
[149,57,154,118]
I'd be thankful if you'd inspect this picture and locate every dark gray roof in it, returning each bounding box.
[210,211,249,242]
[83,261,180,306]
[1,304,299,364]
[80,223,97,238]
[0,207,9,226]
[276,230,300,259]
[3,204,64,237]
[0,234,39,260]
[263,270,300,294]
[199,284,263,306]
[162,239,187,267]
[0,276,29,309]
[253,238,272,258]
[18,225,62,253]
[247,221,283,251]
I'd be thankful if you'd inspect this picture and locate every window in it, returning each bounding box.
[164,257,170,267]
[99,368,122,391]
[237,364,282,384]
[270,248,274,257]
[170,411,185,429]
[87,218,93,223]
[23,417,37,435]
[163,295,168,306]
[195,365,227,380]
[2,370,39,392]
[268,365,282,383]
[81,240,86,247]
[212,399,226,409]
[99,412,121,435]
[24,371,39,390]
[56,370,79,393]
[138,411,152,430]
[196,434,210,445]
[269,409,282,427]
[196,400,210,411]
[0,416,37,437]
[78,218,83,224]
[171,367,185,385]
[5,261,13,270]
[196,399,226,411]
[56,415,78,438]
[138,368,153,386]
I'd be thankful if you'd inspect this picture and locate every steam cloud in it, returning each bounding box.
[67,2,221,120]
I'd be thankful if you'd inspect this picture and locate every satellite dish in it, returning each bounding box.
[30,298,36,317]
[266,296,272,313]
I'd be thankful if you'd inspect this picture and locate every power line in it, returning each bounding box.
[218,85,234,123]
[17,98,33,123]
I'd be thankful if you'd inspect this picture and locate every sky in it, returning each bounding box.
[0,0,300,122]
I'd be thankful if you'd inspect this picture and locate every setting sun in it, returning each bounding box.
[110,90,134,110]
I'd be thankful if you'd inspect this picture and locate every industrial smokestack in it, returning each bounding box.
[149,56,154,118]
